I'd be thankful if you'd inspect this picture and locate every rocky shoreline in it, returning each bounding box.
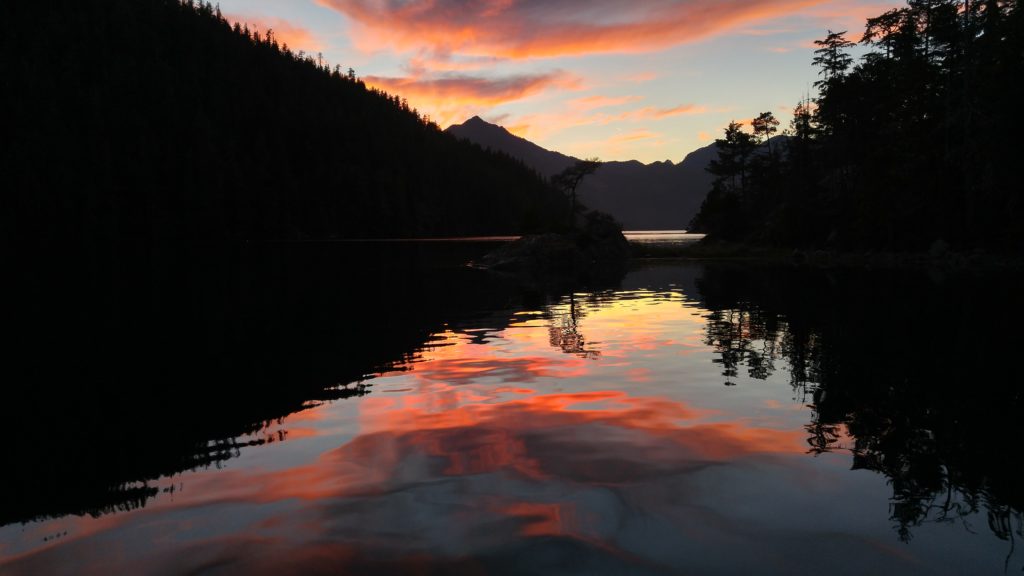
[473,212,630,285]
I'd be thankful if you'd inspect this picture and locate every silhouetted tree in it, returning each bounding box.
[787,98,818,152]
[690,122,761,240]
[710,122,757,194]
[812,29,856,85]
[689,0,1023,252]
[552,158,602,228]
[752,111,781,162]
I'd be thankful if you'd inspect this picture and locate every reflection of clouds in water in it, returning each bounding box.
[10,268,1007,575]
[382,291,708,394]
[409,356,590,385]
[4,391,818,575]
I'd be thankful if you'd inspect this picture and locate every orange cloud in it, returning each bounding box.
[225,14,322,52]
[323,0,826,59]
[625,71,659,83]
[505,123,533,138]
[405,53,507,75]
[500,102,707,147]
[629,104,708,119]
[366,71,577,106]
[610,130,662,144]
[364,70,579,125]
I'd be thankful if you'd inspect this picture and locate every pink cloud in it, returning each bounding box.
[322,0,829,59]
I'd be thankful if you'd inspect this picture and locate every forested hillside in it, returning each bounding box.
[691,0,1023,252]
[1,0,567,243]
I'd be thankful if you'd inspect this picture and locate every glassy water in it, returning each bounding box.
[2,250,1021,575]
[622,230,705,245]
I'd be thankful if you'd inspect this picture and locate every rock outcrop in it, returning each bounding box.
[474,212,630,285]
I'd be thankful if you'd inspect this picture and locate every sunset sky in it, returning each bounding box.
[215,0,897,163]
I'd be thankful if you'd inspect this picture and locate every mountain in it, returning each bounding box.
[448,116,718,230]
[2,0,567,243]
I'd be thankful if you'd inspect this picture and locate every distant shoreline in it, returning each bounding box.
[636,241,1024,270]
[269,230,704,244]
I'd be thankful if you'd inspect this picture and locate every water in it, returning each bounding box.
[2,249,1022,575]
[623,230,705,245]
[333,230,705,245]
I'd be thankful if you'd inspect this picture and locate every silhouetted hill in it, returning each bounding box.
[1,0,567,243]
[447,117,717,230]
[451,117,575,177]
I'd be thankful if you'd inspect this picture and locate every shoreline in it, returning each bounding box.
[630,241,1024,270]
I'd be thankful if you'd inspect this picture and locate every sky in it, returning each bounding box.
[214,0,899,163]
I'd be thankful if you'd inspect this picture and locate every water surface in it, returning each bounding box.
[3,255,1021,575]
[622,230,705,245]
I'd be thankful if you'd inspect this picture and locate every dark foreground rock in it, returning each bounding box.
[474,212,630,285]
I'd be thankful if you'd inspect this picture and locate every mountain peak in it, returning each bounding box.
[457,115,505,131]
[447,115,574,179]
[450,115,514,138]
[446,114,715,230]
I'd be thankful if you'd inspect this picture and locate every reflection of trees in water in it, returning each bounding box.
[704,307,820,393]
[548,294,601,359]
[3,244,523,527]
[697,265,1024,554]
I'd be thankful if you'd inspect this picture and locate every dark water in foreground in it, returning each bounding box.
[2,244,1022,575]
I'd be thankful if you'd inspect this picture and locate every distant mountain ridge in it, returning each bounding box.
[447,116,718,230]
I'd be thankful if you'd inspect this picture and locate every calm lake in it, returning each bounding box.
[2,242,1021,575]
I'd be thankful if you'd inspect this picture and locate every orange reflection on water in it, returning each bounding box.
[246,388,808,505]
[499,502,578,537]
[409,355,593,384]
[3,289,819,576]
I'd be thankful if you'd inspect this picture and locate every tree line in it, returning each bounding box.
[690,0,1023,252]
[1,0,570,244]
